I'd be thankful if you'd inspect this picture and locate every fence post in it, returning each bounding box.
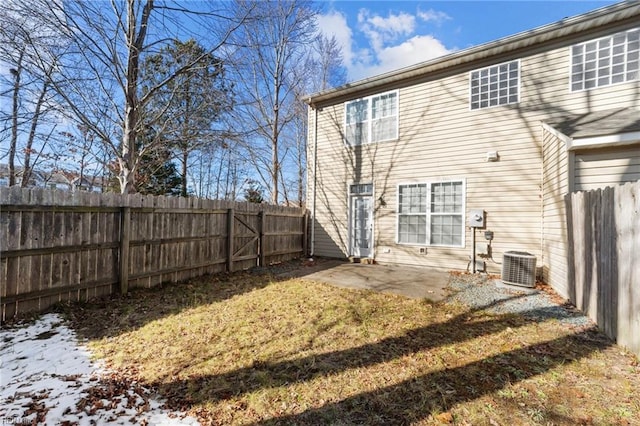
[259,210,266,267]
[119,207,131,294]
[227,208,234,272]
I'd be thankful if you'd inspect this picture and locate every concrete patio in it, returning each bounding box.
[277,259,451,302]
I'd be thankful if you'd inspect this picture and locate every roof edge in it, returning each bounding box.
[306,1,640,108]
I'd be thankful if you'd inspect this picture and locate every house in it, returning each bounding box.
[0,164,104,192]
[305,1,640,300]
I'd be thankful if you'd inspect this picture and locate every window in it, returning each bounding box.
[470,60,519,110]
[350,183,373,195]
[571,28,640,91]
[345,90,398,145]
[397,180,464,247]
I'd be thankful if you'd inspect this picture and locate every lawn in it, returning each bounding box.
[63,266,640,426]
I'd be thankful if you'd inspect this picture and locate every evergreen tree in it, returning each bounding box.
[243,180,264,203]
[141,39,232,197]
[134,127,182,196]
[105,126,182,195]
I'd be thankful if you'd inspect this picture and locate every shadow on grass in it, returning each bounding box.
[56,261,615,424]
[153,295,607,419]
[250,328,609,425]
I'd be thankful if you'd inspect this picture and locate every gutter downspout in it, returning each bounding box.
[310,103,318,257]
[540,122,545,281]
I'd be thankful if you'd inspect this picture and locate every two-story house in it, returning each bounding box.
[305,1,640,300]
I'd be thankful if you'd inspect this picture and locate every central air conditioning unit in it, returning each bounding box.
[501,251,537,288]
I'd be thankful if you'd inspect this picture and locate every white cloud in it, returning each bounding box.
[418,8,452,25]
[316,10,356,66]
[351,35,451,79]
[360,10,416,35]
[317,8,453,82]
[357,9,416,51]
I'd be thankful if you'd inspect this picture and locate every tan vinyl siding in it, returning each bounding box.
[310,23,640,283]
[542,129,570,298]
[574,145,640,191]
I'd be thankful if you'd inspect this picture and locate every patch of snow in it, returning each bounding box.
[0,313,199,425]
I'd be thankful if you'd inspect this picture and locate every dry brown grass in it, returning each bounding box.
[63,268,640,426]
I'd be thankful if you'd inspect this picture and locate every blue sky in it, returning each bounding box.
[317,0,619,82]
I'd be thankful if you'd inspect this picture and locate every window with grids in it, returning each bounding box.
[397,180,464,247]
[470,60,519,110]
[571,28,640,91]
[350,183,373,195]
[345,90,398,145]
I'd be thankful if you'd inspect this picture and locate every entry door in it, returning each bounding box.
[350,195,373,258]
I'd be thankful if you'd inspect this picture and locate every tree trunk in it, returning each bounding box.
[9,51,24,187]
[119,0,153,194]
[181,148,188,197]
[271,73,280,205]
[21,79,50,188]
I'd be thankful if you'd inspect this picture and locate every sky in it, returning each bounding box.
[316,0,620,82]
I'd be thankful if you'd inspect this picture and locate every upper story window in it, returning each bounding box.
[345,90,398,145]
[470,60,519,110]
[571,28,640,91]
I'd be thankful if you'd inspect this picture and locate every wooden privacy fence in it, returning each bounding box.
[0,187,307,320]
[566,180,640,356]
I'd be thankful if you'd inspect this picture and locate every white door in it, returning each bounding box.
[350,195,373,258]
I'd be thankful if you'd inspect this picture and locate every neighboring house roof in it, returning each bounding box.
[306,1,640,108]
[0,163,104,190]
[545,108,640,139]
[48,171,72,186]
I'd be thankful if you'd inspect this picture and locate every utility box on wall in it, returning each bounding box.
[468,209,485,228]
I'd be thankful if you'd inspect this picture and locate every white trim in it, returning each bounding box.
[310,106,318,257]
[344,89,399,146]
[469,59,521,111]
[542,122,640,151]
[569,27,640,93]
[570,131,640,150]
[396,178,466,248]
[348,181,375,258]
[541,122,573,145]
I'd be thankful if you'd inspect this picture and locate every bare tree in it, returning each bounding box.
[230,0,319,205]
[0,2,65,186]
[286,34,347,206]
[11,0,249,194]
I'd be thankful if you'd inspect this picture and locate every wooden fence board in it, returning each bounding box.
[566,181,640,356]
[1,189,307,319]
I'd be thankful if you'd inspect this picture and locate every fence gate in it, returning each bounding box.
[227,209,263,272]
[1,187,308,320]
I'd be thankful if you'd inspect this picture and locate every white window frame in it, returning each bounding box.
[348,182,375,257]
[469,60,520,110]
[570,27,640,92]
[396,179,466,248]
[344,90,399,146]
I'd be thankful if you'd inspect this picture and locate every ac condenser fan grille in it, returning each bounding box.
[501,251,536,287]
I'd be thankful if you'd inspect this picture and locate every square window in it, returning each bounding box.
[469,60,519,109]
[571,27,640,91]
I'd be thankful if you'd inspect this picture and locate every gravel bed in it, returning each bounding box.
[447,274,593,329]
